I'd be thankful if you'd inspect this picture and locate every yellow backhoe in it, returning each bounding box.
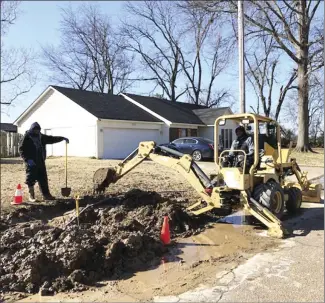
[93,113,322,238]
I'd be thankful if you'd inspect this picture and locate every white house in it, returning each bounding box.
[14,85,237,159]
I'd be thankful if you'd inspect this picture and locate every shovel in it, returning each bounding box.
[61,141,71,197]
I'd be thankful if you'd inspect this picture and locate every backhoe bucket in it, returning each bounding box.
[93,167,117,194]
[302,183,322,203]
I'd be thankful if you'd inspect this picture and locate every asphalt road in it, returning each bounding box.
[217,201,324,303]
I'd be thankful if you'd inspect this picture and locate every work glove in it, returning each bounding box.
[64,137,69,144]
[27,159,35,167]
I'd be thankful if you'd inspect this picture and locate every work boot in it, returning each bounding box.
[28,186,37,202]
[42,193,56,201]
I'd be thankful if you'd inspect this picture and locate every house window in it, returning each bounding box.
[190,129,198,137]
[179,129,187,137]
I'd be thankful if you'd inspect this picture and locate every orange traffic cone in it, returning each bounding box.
[12,184,23,205]
[160,216,171,245]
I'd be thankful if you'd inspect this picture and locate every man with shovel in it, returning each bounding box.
[18,122,69,202]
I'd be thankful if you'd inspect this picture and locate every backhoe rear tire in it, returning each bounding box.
[285,187,302,214]
[252,181,285,219]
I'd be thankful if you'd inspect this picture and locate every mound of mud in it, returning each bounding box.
[0,190,218,294]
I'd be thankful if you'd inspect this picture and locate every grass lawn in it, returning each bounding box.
[291,148,324,167]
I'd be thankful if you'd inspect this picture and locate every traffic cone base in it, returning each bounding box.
[12,184,23,205]
[160,216,171,245]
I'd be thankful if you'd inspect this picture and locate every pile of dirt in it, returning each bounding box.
[0,189,218,295]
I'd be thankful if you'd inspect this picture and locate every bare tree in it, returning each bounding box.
[192,0,324,151]
[306,71,324,145]
[42,44,94,91]
[243,34,298,120]
[285,70,324,144]
[121,1,186,102]
[42,4,134,94]
[233,0,323,151]
[177,3,233,107]
[1,1,37,107]
[0,0,20,35]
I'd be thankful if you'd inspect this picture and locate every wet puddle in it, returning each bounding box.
[218,210,250,226]
[113,222,260,299]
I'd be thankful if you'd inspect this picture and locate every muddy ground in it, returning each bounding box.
[0,190,217,293]
[0,187,279,302]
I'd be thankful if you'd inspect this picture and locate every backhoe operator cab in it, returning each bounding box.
[214,114,281,192]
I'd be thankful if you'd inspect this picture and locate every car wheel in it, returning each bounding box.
[192,150,202,161]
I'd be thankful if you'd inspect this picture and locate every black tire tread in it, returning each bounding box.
[285,187,302,214]
[252,181,285,219]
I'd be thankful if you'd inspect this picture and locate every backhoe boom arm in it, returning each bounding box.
[93,141,213,204]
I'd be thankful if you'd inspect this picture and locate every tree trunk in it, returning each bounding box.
[295,0,310,152]
[296,58,310,152]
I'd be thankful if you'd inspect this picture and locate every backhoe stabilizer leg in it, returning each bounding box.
[187,200,205,211]
[188,203,215,215]
[244,197,289,238]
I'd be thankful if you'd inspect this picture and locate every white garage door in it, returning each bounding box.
[103,128,159,159]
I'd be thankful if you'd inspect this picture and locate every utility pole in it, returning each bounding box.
[238,0,246,113]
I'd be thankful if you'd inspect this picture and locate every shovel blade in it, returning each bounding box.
[61,187,71,197]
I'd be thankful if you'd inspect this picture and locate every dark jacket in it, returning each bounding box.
[229,135,254,157]
[18,132,65,163]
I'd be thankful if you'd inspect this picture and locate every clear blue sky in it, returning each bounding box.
[2,1,319,125]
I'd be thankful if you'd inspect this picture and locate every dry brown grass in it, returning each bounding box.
[0,157,197,212]
[291,148,324,167]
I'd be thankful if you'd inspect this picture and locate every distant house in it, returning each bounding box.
[13,85,236,159]
[0,123,17,133]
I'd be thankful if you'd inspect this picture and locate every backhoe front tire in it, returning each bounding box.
[285,187,302,214]
[252,181,285,219]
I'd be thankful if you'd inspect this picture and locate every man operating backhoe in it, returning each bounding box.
[223,125,254,172]
[18,122,69,202]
